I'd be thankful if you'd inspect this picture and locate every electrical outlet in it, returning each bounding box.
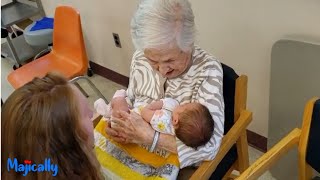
[112,33,122,48]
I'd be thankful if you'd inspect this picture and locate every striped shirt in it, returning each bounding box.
[127,46,225,168]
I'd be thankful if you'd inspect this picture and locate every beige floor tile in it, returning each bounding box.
[76,74,125,109]
[248,146,277,180]
[1,58,15,101]
[1,58,125,106]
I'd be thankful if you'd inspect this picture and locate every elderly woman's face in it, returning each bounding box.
[144,47,191,78]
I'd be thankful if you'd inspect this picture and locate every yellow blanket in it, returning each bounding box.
[94,119,180,180]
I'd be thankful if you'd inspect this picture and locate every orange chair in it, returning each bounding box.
[7,6,107,102]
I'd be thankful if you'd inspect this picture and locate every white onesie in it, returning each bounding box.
[94,90,179,135]
[131,98,179,135]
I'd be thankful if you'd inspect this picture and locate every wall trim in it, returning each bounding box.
[247,130,267,152]
[90,61,268,152]
[89,61,129,87]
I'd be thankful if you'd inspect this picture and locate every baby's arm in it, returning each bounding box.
[141,100,163,122]
[145,100,163,110]
[140,108,155,123]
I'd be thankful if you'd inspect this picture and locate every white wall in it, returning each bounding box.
[191,0,320,137]
[42,0,138,76]
[42,0,320,137]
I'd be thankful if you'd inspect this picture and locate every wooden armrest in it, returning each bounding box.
[236,128,301,180]
[190,110,253,180]
[92,113,102,128]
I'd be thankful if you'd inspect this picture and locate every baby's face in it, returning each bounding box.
[172,103,199,127]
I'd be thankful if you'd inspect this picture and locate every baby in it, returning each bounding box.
[139,98,214,148]
[96,90,214,148]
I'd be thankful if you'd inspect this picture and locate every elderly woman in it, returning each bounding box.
[100,0,224,178]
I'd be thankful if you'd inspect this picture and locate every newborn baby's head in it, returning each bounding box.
[172,103,214,148]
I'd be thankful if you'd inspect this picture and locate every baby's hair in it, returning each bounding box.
[175,103,214,148]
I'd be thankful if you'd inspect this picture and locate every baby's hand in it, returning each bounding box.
[145,100,163,110]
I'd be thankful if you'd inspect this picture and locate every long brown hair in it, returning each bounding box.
[1,73,102,179]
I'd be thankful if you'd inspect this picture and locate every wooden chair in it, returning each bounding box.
[179,64,252,180]
[237,97,320,180]
[92,64,253,180]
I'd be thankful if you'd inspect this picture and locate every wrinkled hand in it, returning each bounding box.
[111,110,121,119]
[111,97,129,118]
[105,111,155,144]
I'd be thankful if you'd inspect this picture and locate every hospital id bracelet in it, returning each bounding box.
[149,131,160,152]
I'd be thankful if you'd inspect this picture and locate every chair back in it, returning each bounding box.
[52,6,88,74]
[298,97,320,179]
[306,99,320,173]
[209,64,249,179]
[222,63,249,173]
[235,97,318,180]
[222,63,239,134]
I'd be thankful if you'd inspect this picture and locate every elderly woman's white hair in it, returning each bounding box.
[131,0,195,52]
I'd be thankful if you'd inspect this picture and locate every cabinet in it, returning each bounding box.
[1,0,45,68]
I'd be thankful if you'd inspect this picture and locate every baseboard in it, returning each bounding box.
[90,61,268,152]
[89,61,129,87]
[247,130,267,152]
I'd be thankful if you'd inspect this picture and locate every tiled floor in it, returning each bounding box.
[1,57,276,179]
[1,57,125,107]
[1,57,15,102]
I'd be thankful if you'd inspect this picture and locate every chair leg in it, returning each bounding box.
[33,47,51,60]
[70,76,108,103]
[236,131,250,173]
[73,81,89,98]
[299,159,313,180]
[222,163,237,180]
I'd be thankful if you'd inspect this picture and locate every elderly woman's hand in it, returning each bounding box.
[106,111,155,145]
